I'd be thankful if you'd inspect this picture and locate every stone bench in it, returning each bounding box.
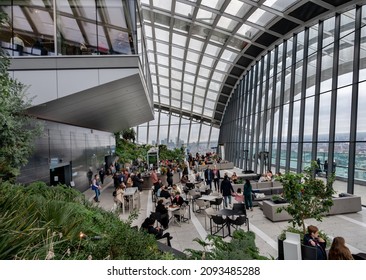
[262,194,362,222]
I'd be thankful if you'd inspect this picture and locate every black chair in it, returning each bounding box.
[352,253,366,260]
[227,215,249,235]
[210,197,223,210]
[301,244,318,260]
[211,215,229,238]
[232,203,246,215]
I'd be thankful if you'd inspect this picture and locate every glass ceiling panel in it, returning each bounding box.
[184,73,196,84]
[171,80,182,90]
[171,58,183,69]
[196,8,217,25]
[175,2,195,18]
[236,24,260,40]
[186,50,200,62]
[188,38,204,51]
[171,90,181,99]
[56,0,72,14]
[59,16,83,43]
[185,62,198,74]
[198,67,211,77]
[171,69,182,80]
[172,46,185,59]
[155,28,170,41]
[247,8,276,27]
[183,83,194,92]
[196,77,208,88]
[200,0,225,10]
[156,42,169,54]
[216,61,231,72]
[212,71,225,82]
[207,91,218,100]
[216,15,239,32]
[158,66,169,76]
[263,0,298,12]
[194,87,206,97]
[221,49,237,62]
[159,77,169,87]
[157,54,169,65]
[193,106,202,114]
[171,99,181,108]
[172,32,187,47]
[201,55,215,67]
[153,0,172,12]
[205,44,221,57]
[224,0,252,18]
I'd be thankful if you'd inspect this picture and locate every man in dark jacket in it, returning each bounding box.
[204,166,214,190]
[220,174,234,208]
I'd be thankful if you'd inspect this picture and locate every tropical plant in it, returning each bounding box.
[276,161,335,234]
[0,181,174,260]
[185,229,269,260]
[121,128,136,142]
[0,13,43,182]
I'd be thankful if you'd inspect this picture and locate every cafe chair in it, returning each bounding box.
[211,215,229,238]
[227,215,249,234]
[174,203,189,226]
[188,189,201,201]
[232,203,246,215]
[195,198,210,213]
[204,207,217,231]
[210,197,223,210]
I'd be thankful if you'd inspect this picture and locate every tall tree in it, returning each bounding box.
[0,13,43,182]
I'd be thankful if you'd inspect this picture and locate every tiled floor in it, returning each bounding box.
[85,172,366,259]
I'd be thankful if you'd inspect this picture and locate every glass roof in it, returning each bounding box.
[140,0,343,127]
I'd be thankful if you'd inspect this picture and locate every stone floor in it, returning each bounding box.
[84,172,366,259]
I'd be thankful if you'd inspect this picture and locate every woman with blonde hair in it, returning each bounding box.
[328,237,354,260]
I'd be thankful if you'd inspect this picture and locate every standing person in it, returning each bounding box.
[324,160,328,178]
[213,165,221,191]
[204,166,214,190]
[316,158,322,176]
[151,168,160,193]
[98,167,105,185]
[87,168,93,185]
[303,225,327,260]
[220,174,234,208]
[91,174,101,202]
[243,179,253,211]
[328,237,354,260]
[114,183,125,210]
[166,167,174,188]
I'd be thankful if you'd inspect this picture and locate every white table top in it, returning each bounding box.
[124,187,138,196]
[197,195,220,201]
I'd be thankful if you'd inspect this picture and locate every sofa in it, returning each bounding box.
[232,181,283,206]
[262,193,362,222]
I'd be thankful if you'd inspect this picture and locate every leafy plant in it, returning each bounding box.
[276,161,335,234]
[185,229,269,260]
[0,13,43,182]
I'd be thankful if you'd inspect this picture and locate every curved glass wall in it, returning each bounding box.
[220,5,366,205]
[136,109,219,155]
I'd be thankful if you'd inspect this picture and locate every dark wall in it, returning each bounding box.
[17,121,115,192]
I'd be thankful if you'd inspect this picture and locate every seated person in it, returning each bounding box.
[171,184,182,196]
[231,172,238,184]
[194,170,202,182]
[171,191,185,206]
[303,225,327,260]
[154,179,163,194]
[141,217,172,247]
[155,199,169,229]
[159,186,171,199]
[180,174,189,184]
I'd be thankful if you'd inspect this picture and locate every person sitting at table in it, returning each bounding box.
[155,199,169,229]
[141,217,173,247]
[159,185,171,199]
[180,174,189,184]
[233,187,244,203]
[114,183,125,210]
[231,172,238,184]
[171,191,184,206]
[171,184,182,196]
[194,170,202,182]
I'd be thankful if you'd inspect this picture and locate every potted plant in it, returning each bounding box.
[275,161,335,259]
[271,194,286,204]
